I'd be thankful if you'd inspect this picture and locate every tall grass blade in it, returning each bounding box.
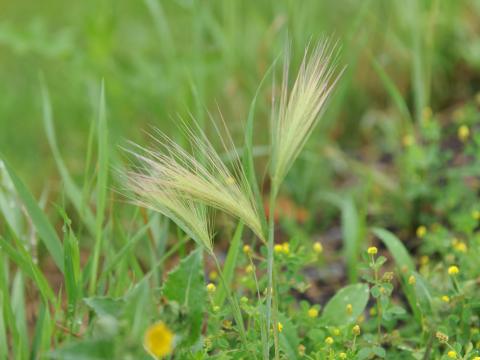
[1,158,64,273]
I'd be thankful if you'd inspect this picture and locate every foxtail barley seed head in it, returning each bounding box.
[270,39,344,188]
[124,118,265,247]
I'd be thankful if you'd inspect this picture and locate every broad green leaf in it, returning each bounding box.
[1,158,64,273]
[162,248,205,346]
[320,283,369,326]
[214,222,243,306]
[50,339,114,360]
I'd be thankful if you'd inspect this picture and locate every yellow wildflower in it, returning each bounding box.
[448,266,459,276]
[332,328,341,336]
[308,308,318,318]
[282,242,290,254]
[367,246,378,255]
[416,225,427,238]
[447,350,457,359]
[339,353,347,359]
[144,321,174,358]
[313,242,323,254]
[458,125,470,142]
[206,283,216,293]
[441,295,450,303]
[453,241,467,252]
[277,322,283,333]
[274,244,283,253]
[245,264,254,274]
[352,325,361,336]
[243,244,252,255]
[209,270,218,281]
[325,336,334,345]
[408,275,416,285]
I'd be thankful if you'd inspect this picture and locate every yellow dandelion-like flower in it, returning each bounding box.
[325,336,334,345]
[346,303,353,315]
[313,242,323,254]
[277,322,283,333]
[352,325,361,336]
[367,246,378,255]
[441,295,450,303]
[448,265,459,276]
[206,283,216,293]
[308,308,319,318]
[447,350,457,359]
[416,225,427,238]
[144,321,174,358]
[458,125,470,142]
[408,275,416,285]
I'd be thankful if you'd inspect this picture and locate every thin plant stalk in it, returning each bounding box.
[265,183,279,360]
[211,253,249,349]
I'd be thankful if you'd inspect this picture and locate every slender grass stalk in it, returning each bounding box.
[211,254,249,350]
[265,183,278,360]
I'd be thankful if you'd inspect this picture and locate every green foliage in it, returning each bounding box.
[320,284,369,326]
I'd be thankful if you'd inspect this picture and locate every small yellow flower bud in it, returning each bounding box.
[313,242,323,254]
[416,225,427,238]
[307,308,318,318]
[274,244,283,253]
[277,322,283,332]
[420,255,429,265]
[448,265,459,276]
[369,307,377,316]
[325,336,334,345]
[245,264,254,274]
[339,353,347,359]
[408,275,416,285]
[346,303,353,315]
[209,270,218,281]
[352,325,361,336]
[243,244,252,255]
[453,241,467,252]
[282,242,290,254]
[458,125,470,142]
[367,246,378,255]
[447,350,457,359]
[206,283,216,293]
[332,328,341,336]
[441,295,450,303]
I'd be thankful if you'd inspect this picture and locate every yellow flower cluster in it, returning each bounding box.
[274,242,290,255]
[448,266,459,276]
[144,322,174,358]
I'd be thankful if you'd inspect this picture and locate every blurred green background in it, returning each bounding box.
[1,0,480,190]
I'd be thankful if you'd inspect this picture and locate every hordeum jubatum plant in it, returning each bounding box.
[124,39,342,359]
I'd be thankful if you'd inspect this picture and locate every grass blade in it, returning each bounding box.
[214,222,244,306]
[89,80,109,295]
[1,158,64,273]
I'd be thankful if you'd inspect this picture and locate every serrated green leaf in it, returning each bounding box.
[321,283,369,326]
[162,248,205,346]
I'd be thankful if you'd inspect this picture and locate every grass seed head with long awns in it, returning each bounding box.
[270,40,344,189]
[125,120,265,244]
